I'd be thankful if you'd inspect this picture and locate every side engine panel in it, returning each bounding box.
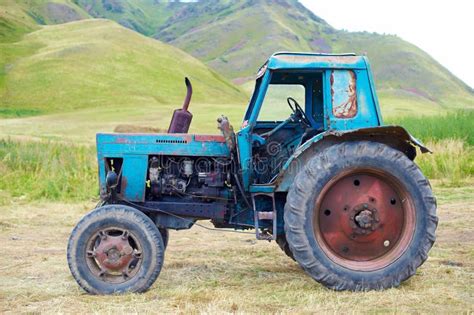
[146,155,233,203]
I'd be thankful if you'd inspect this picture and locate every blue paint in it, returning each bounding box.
[97,134,229,157]
[363,57,384,125]
[121,155,148,201]
[94,52,422,233]
[96,133,231,201]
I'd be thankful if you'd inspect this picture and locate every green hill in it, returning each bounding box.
[0,1,247,117]
[73,0,185,36]
[75,0,473,115]
[1,0,473,119]
[156,0,474,114]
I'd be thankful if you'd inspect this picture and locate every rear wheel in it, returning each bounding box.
[67,205,164,294]
[284,141,437,291]
[276,234,295,260]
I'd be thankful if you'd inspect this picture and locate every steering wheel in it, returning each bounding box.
[287,97,311,127]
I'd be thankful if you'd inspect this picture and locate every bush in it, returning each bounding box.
[386,110,474,145]
[0,140,97,202]
[416,139,473,187]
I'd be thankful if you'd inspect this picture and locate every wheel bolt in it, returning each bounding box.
[384,240,390,247]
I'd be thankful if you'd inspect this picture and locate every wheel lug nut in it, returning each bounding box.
[384,240,390,247]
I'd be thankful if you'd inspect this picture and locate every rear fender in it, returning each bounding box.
[275,126,430,192]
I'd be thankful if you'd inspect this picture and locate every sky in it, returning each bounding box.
[299,0,474,88]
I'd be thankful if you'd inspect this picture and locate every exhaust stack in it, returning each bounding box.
[168,77,193,133]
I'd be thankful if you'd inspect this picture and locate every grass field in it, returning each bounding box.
[1,2,473,313]
[0,183,473,313]
[0,18,247,117]
[1,111,473,205]
[0,101,246,143]
[0,111,473,313]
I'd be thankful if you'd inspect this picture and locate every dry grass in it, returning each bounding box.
[0,184,473,314]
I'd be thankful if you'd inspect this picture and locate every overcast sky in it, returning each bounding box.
[299,0,474,88]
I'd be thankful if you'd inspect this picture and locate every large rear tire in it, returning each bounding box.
[284,141,437,291]
[276,234,295,261]
[67,205,165,294]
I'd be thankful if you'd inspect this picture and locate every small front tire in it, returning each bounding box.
[67,205,165,294]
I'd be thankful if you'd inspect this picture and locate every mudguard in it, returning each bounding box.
[274,125,431,192]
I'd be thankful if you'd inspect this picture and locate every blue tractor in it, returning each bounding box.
[67,52,438,293]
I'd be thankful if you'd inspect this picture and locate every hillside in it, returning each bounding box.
[73,0,185,36]
[0,0,89,42]
[1,0,473,118]
[75,0,474,115]
[0,2,247,117]
[156,0,474,113]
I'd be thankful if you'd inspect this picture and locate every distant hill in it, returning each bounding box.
[0,1,247,117]
[73,0,185,36]
[75,0,474,115]
[1,0,473,119]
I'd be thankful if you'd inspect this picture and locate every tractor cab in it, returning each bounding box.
[236,52,383,188]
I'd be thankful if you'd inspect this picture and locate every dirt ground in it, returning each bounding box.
[0,185,473,313]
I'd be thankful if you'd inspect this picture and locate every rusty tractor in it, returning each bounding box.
[67,52,438,293]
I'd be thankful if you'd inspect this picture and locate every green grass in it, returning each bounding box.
[0,18,247,117]
[387,110,474,145]
[386,111,474,186]
[1,112,472,203]
[0,139,96,203]
[0,108,43,118]
[416,140,473,186]
[0,101,247,143]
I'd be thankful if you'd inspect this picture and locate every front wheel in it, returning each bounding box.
[67,205,165,294]
[284,141,438,291]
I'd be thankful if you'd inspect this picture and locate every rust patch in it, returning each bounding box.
[332,70,357,118]
[314,169,416,271]
[194,135,226,143]
[115,137,130,144]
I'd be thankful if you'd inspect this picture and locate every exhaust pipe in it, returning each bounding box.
[168,77,193,133]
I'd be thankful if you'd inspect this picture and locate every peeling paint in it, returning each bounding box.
[332,70,357,119]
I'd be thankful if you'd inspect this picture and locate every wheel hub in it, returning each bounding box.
[95,235,134,271]
[314,171,415,271]
[86,228,143,283]
[355,210,373,228]
[350,204,380,234]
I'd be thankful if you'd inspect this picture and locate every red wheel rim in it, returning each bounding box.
[85,227,143,284]
[313,168,416,271]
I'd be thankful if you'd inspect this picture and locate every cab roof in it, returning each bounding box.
[265,52,368,71]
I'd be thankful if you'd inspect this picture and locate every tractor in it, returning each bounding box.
[67,52,438,293]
